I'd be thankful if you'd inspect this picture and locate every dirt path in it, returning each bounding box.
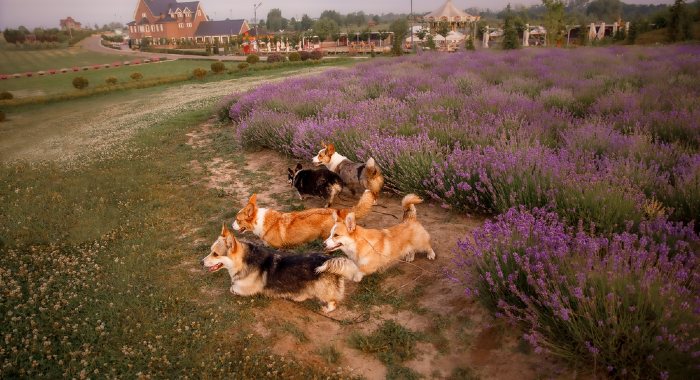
[0,66,334,165]
[187,120,570,379]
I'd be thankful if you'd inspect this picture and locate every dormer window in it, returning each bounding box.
[177,12,182,18]
[142,12,146,18]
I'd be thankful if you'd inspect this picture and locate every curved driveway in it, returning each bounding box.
[79,35,250,61]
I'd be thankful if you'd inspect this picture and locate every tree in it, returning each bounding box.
[288,17,298,31]
[542,0,566,46]
[502,4,520,49]
[320,10,344,26]
[586,0,623,21]
[668,0,693,41]
[626,21,637,44]
[313,17,339,41]
[437,21,450,39]
[390,18,408,55]
[300,14,314,31]
[266,8,288,32]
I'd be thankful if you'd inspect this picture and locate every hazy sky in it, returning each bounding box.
[0,0,673,29]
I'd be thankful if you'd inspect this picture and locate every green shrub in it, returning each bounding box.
[299,51,311,61]
[237,62,249,70]
[267,53,284,63]
[210,61,226,73]
[130,72,143,81]
[192,68,207,80]
[0,91,13,100]
[105,76,118,85]
[72,76,89,90]
[246,54,260,64]
[288,51,301,62]
[309,50,324,60]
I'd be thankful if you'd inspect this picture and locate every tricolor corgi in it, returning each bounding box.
[312,143,384,198]
[324,194,435,276]
[232,189,375,248]
[287,163,344,207]
[202,225,362,313]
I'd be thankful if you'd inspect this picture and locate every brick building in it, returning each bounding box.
[126,0,249,45]
[60,17,82,31]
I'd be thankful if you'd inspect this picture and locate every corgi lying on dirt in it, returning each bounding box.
[312,143,384,199]
[287,163,344,207]
[201,225,362,313]
[324,194,435,277]
[232,190,375,248]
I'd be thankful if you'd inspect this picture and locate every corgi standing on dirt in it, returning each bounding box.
[312,143,384,199]
[323,194,435,277]
[232,190,375,248]
[287,163,344,207]
[202,225,362,313]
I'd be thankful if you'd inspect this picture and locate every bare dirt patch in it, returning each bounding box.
[186,121,572,379]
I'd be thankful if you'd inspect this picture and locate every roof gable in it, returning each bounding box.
[195,19,246,36]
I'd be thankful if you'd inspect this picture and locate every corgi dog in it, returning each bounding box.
[287,163,344,207]
[324,194,435,277]
[232,189,375,249]
[201,225,362,313]
[312,143,384,198]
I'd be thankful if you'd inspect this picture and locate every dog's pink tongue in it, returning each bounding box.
[208,264,222,272]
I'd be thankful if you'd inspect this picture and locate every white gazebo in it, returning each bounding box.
[421,0,480,32]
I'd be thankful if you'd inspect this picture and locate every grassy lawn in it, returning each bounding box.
[0,60,230,97]
[0,98,349,378]
[636,21,700,44]
[0,47,138,74]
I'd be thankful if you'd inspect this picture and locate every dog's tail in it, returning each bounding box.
[364,157,384,198]
[316,257,363,282]
[402,194,423,222]
[351,189,375,219]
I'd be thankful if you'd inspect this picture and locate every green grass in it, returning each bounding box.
[0,60,217,97]
[0,103,347,378]
[349,320,423,380]
[635,22,700,44]
[0,47,137,74]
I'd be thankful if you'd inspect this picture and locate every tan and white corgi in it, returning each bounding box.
[324,194,435,277]
[312,143,384,198]
[232,189,375,249]
[201,225,361,313]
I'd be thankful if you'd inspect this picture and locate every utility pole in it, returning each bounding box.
[254,2,262,51]
[410,0,414,53]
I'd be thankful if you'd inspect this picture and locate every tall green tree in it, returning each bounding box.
[542,0,566,46]
[586,0,623,21]
[300,14,314,31]
[313,17,339,41]
[390,18,408,55]
[320,10,344,26]
[502,4,520,49]
[266,8,288,32]
[668,0,693,41]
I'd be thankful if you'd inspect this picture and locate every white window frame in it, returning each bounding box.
[142,12,146,18]
[186,22,192,28]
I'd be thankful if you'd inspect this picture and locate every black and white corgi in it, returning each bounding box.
[288,163,344,207]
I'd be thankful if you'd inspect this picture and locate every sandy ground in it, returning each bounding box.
[187,120,573,379]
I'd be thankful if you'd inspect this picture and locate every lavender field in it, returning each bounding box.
[224,46,700,377]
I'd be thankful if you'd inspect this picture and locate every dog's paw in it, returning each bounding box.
[322,301,337,313]
[352,272,364,282]
[428,249,436,260]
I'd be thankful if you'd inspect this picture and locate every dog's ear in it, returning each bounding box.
[221,223,230,237]
[345,212,356,233]
[287,167,294,175]
[248,194,257,206]
[326,143,335,155]
[295,163,303,171]
[321,141,327,148]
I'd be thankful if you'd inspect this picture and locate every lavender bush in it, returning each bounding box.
[227,45,700,232]
[452,207,699,378]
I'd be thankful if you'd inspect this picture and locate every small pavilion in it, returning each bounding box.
[420,0,480,32]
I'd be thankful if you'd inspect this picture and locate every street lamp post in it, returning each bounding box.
[410,0,414,53]
[253,2,262,51]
